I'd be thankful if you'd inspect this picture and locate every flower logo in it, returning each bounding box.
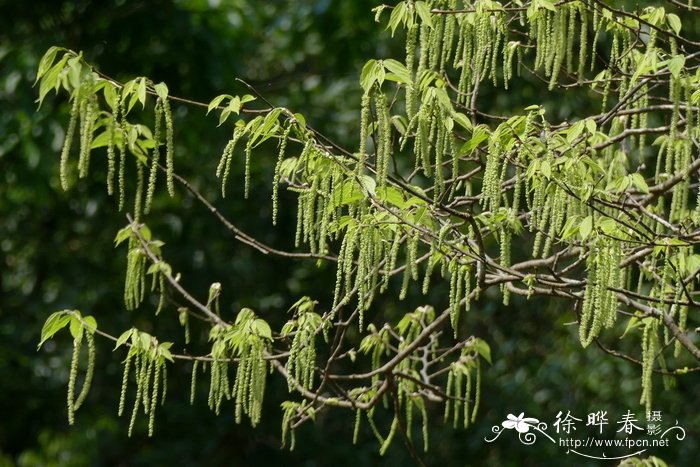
[502,413,540,433]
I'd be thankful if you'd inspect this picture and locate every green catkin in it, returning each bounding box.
[119,354,132,416]
[67,334,82,425]
[117,120,126,211]
[78,94,96,179]
[482,140,501,212]
[359,93,371,174]
[73,332,95,410]
[472,360,481,423]
[343,227,359,299]
[579,249,598,347]
[640,318,659,414]
[60,94,81,191]
[463,369,472,429]
[453,371,463,428]
[272,124,293,225]
[133,160,144,222]
[145,99,163,214]
[294,193,305,250]
[577,4,587,80]
[190,360,199,405]
[107,89,121,195]
[456,23,472,105]
[489,16,501,86]
[405,24,418,119]
[474,12,487,81]
[399,256,411,300]
[500,228,511,305]
[590,6,602,72]
[162,98,175,197]
[417,21,430,78]
[379,416,399,456]
[408,233,419,281]
[375,91,391,188]
[155,274,165,315]
[428,8,442,71]
[440,1,456,71]
[452,368,469,429]
[148,362,161,436]
[425,111,435,177]
[128,380,141,436]
[142,357,154,414]
[207,360,217,411]
[244,138,253,199]
[543,10,554,76]
[448,259,460,333]
[405,399,413,442]
[216,128,241,197]
[418,398,429,451]
[532,10,542,70]
[128,353,143,437]
[668,77,682,176]
[463,264,472,312]
[160,363,167,406]
[548,8,566,89]
[566,5,576,73]
[444,370,453,424]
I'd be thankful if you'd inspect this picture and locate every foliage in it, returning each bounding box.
[25,0,700,463]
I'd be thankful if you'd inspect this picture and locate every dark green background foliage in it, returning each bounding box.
[1,0,698,465]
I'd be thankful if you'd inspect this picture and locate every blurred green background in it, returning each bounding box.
[1,0,698,465]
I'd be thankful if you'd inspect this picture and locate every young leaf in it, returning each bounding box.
[154,82,169,101]
[38,311,71,349]
[115,329,134,350]
[414,1,433,28]
[383,59,412,85]
[579,216,593,241]
[208,94,232,115]
[667,13,682,35]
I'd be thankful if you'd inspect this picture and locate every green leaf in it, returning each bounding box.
[630,173,649,193]
[115,329,134,350]
[414,1,433,28]
[208,94,231,115]
[452,112,472,132]
[251,108,282,147]
[621,315,641,338]
[293,113,306,128]
[387,1,407,36]
[159,342,175,362]
[38,311,71,349]
[240,94,256,105]
[472,338,492,365]
[668,55,685,79]
[667,13,682,35]
[585,118,597,135]
[137,77,147,109]
[377,186,405,208]
[218,107,232,127]
[359,175,376,196]
[103,83,119,110]
[37,54,69,108]
[69,315,84,340]
[35,46,63,84]
[154,82,169,101]
[360,59,382,93]
[82,316,97,334]
[383,59,412,84]
[579,216,593,241]
[252,319,272,341]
